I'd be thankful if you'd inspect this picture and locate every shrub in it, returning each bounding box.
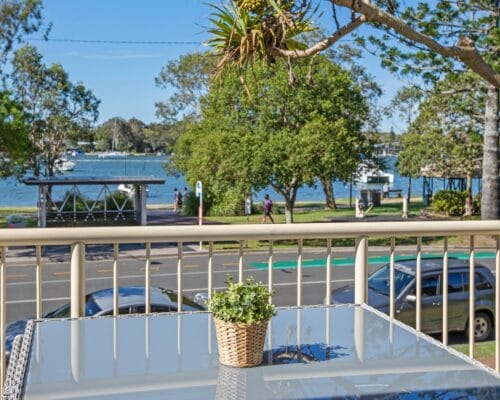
[207,276,276,324]
[105,191,134,211]
[433,190,467,216]
[209,188,245,216]
[58,191,92,212]
[472,193,481,214]
[181,191,200,216]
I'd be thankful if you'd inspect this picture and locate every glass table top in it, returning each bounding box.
[22,305,500,399]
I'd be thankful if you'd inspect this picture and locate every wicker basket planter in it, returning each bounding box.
[215,318,269,368]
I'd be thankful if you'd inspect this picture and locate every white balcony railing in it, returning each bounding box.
[0,220,499,389]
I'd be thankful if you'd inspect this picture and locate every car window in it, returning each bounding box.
[368,264,414,297]
[151,305,174,313]
[44,293,102,318]
[422,275,439,297]
[162,289,204,310]
[444,272,464,293]
[99,306,133,316]
[475,272,493,290]
[85,294,103,317]
[134,305,145,314]
[409,275,439,297]
[45,303,71,318]
[463,272,494,291]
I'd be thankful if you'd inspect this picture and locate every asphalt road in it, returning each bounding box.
[4,245,498,326]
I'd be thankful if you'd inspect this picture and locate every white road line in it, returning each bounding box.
[5,279,354,305]
[6,266,353,286]
[8,296,70,305]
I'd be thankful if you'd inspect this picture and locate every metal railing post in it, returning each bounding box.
[354,236,368,304]
[325,239,332,306]
[208,242,214,298]
[71,243,86,318]
[36,245,42,319]
[297,239,303,307]
[469,236,475,358]
[113,243,119,316]
[268,241,274,303]
[177,242,183,312]
[416,237,422,331]
[495,235,499,372]
[389,237,395,319]
[0,247,6,388]
[442,237,449,346]
[145,243,151,314]
[238,241,244,283]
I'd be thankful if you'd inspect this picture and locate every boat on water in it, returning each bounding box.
[357,164,394,184]
[98,150,128,159]
[118,183,149,197]
[54,158,76,172]
[98,120,128,158]
[66,148,85,157]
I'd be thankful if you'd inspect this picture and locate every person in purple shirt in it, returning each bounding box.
[262,194,275,224]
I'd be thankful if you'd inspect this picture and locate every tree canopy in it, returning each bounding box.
[9,45,100,177]
[0,0,46,178]
[170,55,371,222]
[208,0,500,219]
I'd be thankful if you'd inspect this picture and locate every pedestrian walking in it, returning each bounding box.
[173,188,179,212]
[245,196,252,224]
[383,182,389,199]
[262,194,274,224]
[183,187,189,199]
[177,190,183,212]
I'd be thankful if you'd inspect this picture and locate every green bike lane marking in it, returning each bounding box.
[249,252,497,270]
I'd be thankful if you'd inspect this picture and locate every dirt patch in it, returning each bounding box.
[477,356,495,369]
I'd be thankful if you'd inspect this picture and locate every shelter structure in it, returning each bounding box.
[23,176,165,227]
[420,165,482,205]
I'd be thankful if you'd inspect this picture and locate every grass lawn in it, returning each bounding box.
[206,199,429,225]
[452,341,495,360]
[203,200,480,250]
[0,207,38,228]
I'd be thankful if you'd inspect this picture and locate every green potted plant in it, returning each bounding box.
[207,276,276,368]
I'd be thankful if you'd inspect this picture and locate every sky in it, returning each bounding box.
[23,0,408,131]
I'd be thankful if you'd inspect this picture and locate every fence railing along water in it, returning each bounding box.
[0,220,499,390]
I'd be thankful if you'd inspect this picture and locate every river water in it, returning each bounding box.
[0,155,480,207]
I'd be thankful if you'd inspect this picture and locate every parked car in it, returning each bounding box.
[329,258,495,341]
[6,286,205,362]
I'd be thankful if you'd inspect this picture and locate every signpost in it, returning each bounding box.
[196,181,203,250]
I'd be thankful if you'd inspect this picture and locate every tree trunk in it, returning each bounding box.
[481,85,499,220]
[407,176,412,205]
[464,174,473,217]
[284,186,299,224]
[320,178,337,209]
[284,197,294,224]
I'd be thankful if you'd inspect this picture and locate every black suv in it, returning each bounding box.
[330,258,495,341]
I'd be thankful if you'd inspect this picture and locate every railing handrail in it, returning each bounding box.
[0,220,499,246]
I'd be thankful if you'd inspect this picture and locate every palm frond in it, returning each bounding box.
[207,1,318,74]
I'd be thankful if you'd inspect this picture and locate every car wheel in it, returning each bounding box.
[466,312,492,342]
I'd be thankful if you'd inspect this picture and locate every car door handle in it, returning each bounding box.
[432,302,441,306]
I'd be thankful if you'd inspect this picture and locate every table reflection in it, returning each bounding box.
[22,305,500,400]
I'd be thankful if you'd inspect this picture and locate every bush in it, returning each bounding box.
[105,191,134,211]
[207,276,275,324]
[473,193,481,214]
[58,191,92,212]
[433,190,467,216]
[209,188,245,216]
